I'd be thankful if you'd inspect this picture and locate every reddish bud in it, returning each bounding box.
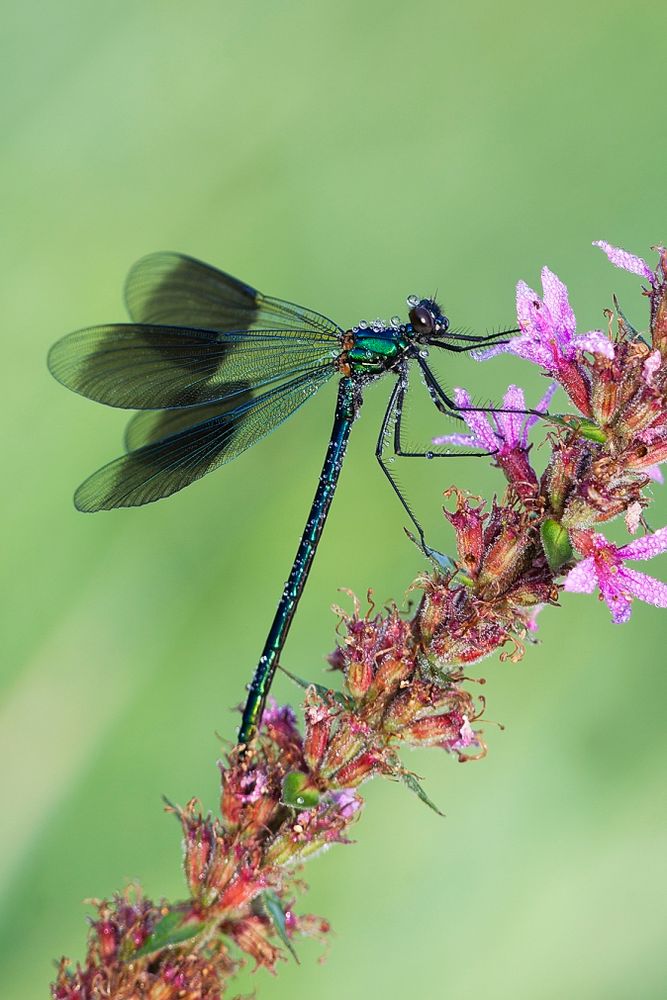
[218,866,270,913]
[478,523,531,598]
[96,920,118,963]
[367,656,413,704]
[346,659,373,700]
[331,750,385,787]
[403,710,468,748]
[303,693,335,769]
[225,915,282,971]
[443,489,485,574]
[184,820,214,898]
[555,359,592,415]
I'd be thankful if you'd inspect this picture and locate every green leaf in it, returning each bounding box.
[134,910,207,957]
[262,890,299,964]
[282,771,321,809]
[278,665,352,708]
[400,770,445,817]
[540,518,573,572]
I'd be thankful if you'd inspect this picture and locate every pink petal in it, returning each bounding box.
[472,342,509,361]
[452,387,498,452]
[593,240,656,282]
[453,386,472,408]
[523,382,558,434]
[541,267,576,336]
[563,557,598,594]
[597,572,633,623]
[502,384,527,413]
[606,593,633,624]
[536,381,558,412]
[618,567,667,609]
[508,334,554,368]
[619,525,667,561]
[647,464,665,484]
[643,350,662,386]
[516,280,540,333]
[493,384,526,445]
[432,433,479,448]
[575,330,615,359]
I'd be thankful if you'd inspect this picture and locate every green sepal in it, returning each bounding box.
[400,770,445,817]
[134,909,206,957]
[613,294,647,343]
[573,418,607,443]
[261,889,300,964]
[282,771,321,809]
[278,665,353,709]
[540,518,573,572]
[546,413,607,443]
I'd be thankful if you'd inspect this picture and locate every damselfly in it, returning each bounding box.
[48,253,516,746]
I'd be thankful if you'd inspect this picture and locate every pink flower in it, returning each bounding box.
[564,528,667,623]
[433,383,556,454]
[476,267,614,368]
[330,788,363,819]
[434,384,555,500]
[593,240,656,283]
[643,350,662,386]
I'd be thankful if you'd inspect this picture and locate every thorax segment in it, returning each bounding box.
[338,325,409,376]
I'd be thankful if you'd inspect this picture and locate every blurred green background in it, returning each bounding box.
[2,1,666,997]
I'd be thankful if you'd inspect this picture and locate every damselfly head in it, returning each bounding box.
[407,296,449,341]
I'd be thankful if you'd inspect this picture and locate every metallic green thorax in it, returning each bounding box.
[347,328,408,373]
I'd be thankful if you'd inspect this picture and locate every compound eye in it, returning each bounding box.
[409,304,435,337]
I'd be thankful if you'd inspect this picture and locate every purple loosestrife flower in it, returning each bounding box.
[593,239,657,283]
[477,267,613,414]
[564,527,667,623]
[434,384,556,500]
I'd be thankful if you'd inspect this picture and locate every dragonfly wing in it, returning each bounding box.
[125,252,343,336]
[124,387,252,451]
[74,367,332,511]
[48,323,338,409]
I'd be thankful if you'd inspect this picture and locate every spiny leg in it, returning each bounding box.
[375,373,494,562]
[417,355,553,423]
[375,375,430,550]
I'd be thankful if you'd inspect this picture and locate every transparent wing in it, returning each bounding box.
[48,323,339,409]
[74,366,332,512]
[123,384,252,451]
[125,252,344,336]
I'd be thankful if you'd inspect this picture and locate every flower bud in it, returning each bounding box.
[346,659,373,700]
[367,656,413,704]
[331,750,385,787]
[443,489,485,574]
[540,518,573,572]
[477,524,530,598]
[303,694,335,770]
[403,710,468,748]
